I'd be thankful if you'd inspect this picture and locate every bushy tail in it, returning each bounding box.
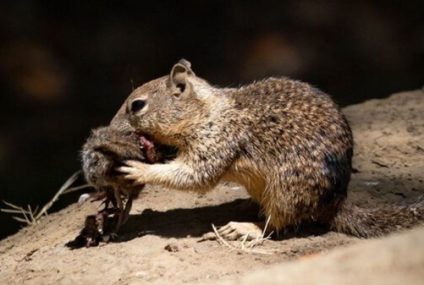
[330,198,424,238]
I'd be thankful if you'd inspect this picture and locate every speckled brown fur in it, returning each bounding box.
[115,59,423,238]
[81,126,145,193]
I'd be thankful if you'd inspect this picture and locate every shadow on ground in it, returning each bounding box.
[118,199,261,241]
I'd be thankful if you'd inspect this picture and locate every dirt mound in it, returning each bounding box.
[0,89,423,284]
[221,226,424,285]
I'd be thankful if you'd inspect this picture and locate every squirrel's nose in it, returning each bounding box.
[130,99,147,114]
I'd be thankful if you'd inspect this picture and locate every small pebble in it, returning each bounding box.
[164,242,180,252]
[78,193,91,204]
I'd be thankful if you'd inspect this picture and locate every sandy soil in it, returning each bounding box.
[0,89,423,284]
[221,226,424,285]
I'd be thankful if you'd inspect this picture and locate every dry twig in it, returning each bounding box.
[1,171,89,226]
[211,216,274,255]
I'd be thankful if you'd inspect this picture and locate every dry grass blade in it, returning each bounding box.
[12,216,31,224]
[28,205,36,223]
[1,201,32,225]
[2,200,25,211]
[22,210,32,224]
[211,224,236,251]
[243,216,273,249]
[62,184,91,195]
[211,219,274,255]
[33,171,81,220]
[1,201,33,225]
[0,208,26,214]
[1,170,83,226]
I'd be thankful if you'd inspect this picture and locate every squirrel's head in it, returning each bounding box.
[113,59,216,146]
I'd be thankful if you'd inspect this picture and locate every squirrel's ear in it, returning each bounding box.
[169,59,194,96]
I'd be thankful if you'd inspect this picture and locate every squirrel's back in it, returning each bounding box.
[217,77,354,230]
[226,77,423,236]
[229,77,352,159]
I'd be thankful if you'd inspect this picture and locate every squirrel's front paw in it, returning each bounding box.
[117,160,149,184]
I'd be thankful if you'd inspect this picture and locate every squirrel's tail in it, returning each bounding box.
[330,198,424,238]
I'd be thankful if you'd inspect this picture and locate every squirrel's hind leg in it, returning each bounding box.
[200,221,265,241]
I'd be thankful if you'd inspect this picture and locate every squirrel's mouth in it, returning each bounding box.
[136,133,178,164]
[137,134,157,163]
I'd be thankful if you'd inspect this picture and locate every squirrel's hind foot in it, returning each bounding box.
[200,221,265,242]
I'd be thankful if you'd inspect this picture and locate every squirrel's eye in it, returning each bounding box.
[130,99,147,113]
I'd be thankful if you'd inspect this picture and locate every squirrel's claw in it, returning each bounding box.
[199,222,264,242]
[116,160,137,170]
[124,160,146,168]
[116,160,143,174]
[116,160,148,184]
[116,166,130,173]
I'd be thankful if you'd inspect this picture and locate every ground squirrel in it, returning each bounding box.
[113,59,423,239]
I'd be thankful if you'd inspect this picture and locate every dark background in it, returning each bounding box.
[0,1,423,239]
